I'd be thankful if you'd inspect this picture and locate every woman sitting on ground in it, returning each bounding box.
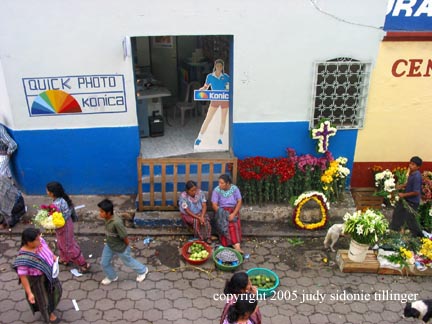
[212,174,243,253]
[220,272,262,324]
[179,180,212,243]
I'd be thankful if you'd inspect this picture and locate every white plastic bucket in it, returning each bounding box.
[348,240,369,262]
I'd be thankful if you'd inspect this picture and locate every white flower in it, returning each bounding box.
[336,157,348,165]
[294,191,329,208]
[384,178,395,192]
[356,224,364,235]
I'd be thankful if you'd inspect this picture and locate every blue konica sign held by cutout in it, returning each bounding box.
[385,0,432,31]
[194,90,230,101]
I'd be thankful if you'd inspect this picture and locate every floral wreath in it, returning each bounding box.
[293,191,329,230]
[311,120,337,153]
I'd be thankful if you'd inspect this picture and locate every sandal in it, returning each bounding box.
[79,263,91,274]
[59,259,69,266]
[49,316,61,324]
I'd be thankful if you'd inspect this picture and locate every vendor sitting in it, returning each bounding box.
[179,181,212,243]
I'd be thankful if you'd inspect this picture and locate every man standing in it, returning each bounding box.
[0,124,17,178]
[390,156,423,237]
[97,199,149,285]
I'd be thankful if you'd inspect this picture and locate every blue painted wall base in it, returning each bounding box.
[9,126,140,194]
[232,121,357,182]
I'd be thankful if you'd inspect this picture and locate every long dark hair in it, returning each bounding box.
[224,272,249,294]
[219,174,232,185]
[227,294,257,323]
[21,227,40,247]
[185,180,197,191]
[46,181,73,207]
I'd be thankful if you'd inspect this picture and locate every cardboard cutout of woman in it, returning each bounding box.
[194,59,230,149]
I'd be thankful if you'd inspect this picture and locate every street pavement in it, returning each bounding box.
[1,226,431,324]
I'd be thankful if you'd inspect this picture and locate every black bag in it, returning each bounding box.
[71,207,79,222]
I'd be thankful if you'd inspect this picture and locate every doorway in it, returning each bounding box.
[131,35,233,158]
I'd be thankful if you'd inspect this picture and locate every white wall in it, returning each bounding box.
[0,0,387,130]
[0,61,14,126]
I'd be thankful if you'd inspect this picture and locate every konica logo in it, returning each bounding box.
[385,0,432,31]
[194,90,229,101]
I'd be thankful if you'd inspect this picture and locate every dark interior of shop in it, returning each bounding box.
[131,35,231,158]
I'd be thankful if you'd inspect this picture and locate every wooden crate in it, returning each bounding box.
[337,249,432,276]
[351,187,384,210]
[336,250,379,273]
[378,266,432,276]
[378,267,409,275]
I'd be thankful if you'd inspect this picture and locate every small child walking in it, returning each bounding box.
[98,199,148,285]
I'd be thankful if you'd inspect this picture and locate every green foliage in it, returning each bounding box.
[417,201,432,232]
[286,238,304,246]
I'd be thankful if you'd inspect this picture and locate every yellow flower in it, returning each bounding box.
[293,194,328,230]
[419,238,432,260]
[52,211,65,228]
[399,247,413,259]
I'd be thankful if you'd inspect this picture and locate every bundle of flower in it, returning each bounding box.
[383,247,415,271]
[422,171,432,201]
[33,204,65,230]
[392,166,408,186]
[343,209,389,246]
[418,238,432,266]
[374,169,398,206]
[321,157,350,202]
[292,191,329,230]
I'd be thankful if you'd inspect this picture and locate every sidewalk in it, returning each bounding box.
[1,230,430,324]
[16,192,361,237]
[1,194,424,324]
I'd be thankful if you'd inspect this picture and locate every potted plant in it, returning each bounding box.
[343,209,389,262]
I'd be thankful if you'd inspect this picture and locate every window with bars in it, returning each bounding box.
[310,57,371,129]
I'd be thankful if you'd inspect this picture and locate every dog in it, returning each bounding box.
[323,224,344,252]
[404,300,432,323]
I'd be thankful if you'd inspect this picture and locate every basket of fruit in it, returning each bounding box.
[181,241,212,265]
[246,268,279,297]
[212,246,243,271]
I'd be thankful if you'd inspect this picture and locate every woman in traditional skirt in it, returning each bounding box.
[46,182,90,273]
[13,228,62,324]
[211,174,244,253]
[179,180,212,243]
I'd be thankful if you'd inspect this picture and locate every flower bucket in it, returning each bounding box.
[348,239,369,262]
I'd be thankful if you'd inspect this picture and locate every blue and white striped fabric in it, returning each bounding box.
[0,125,17,177]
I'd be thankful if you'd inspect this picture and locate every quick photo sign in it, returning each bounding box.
[23,74,127,116]
[384,0,432,31]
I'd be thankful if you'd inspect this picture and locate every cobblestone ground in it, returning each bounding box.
[1,233,430,324]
